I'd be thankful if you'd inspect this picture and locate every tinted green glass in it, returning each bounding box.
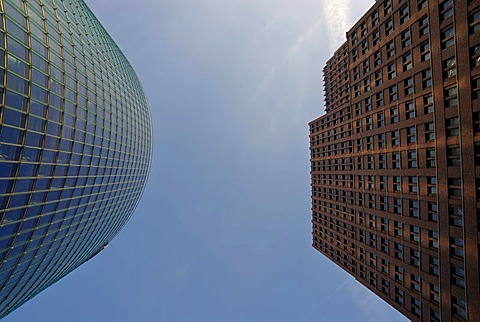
[0,0,152,317]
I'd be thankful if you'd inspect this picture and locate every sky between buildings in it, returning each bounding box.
[6,0,408,321]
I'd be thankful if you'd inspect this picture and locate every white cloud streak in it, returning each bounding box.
[323,0,351,51]
[349,282,396,322]
[288,17,323,57]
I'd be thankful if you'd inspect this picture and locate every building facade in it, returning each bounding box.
[0,0,152,318]
[310,0,480,320]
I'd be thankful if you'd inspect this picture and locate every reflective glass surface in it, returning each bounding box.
[0,0,152,317]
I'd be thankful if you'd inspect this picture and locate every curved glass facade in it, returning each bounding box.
[0,0,152,317]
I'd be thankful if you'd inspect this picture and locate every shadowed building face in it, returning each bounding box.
[0,0,152,317]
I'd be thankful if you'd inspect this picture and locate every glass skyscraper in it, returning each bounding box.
[0,0,152,318]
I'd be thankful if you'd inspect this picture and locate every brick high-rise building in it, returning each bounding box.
[309,0,480,320]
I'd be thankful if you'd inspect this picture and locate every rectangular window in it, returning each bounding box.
[378,133,385,149]
[353,66,359,80]
[452,296,467,320]
[422,68,432,88]
[404,78,414,96]
[427,176,437,195]
[408,150,418,168]
[389,85,398,102]
[374,50,382,67]
[451,237,464,258]
[446,117,460,137]
[360,21,367,37]
[424,94,434,114]
[386,40,395,58]
[376,91,384,107]
[355,120,363,136]
[385,18,394,36]
[409,199,419,217]
[411,298,421,316]
[409,176,418,193]
[440,0,454,21]
[401,29,411,48]
[392,130,400,147]
[469,9,480,34]
[380,176,387,191]
[367,136,374,150]
[472,78,480,100]
[354,84,361,97]
[431,309,441,322]
[451,265,465,288]
[363,60,370,74]
[384,0,392,15]
[429,230,439,249]
[361,40,369,55]
[368,195,375,210]
[372,29,380,46]
[381,278,390,294]
[394,197,402,214]
[441,25,455,49]
[369,271,377,286]
[392,152,401,169]
[366,116,373,130]
[393,175,402,191]
[374,70,382,86]
[403,53,413,71]
[420,41,431,61]
[450,206,463,227]
[419,15,429,36]
[381,218,388,232]
[381,237,389,253]
[443,56,457,78]
[425,122,435,141]
[449,177,462,197]
[429,257,439,276]
[390,107,399,123]
[474,112,480,135]
[472,45,480,68]
[476,143,480,164]
[447,146,461,166]
[426,148,436,167]
[407,126,417,144]
[371,10,379,27]
[355,102,362,116]
[428,203,438,222]
[410,225,420,243]
[352,48,358,62]
[363,77,370,93]
[387,62,396,79]
[394,241,403,258]
[367,155,374,169]
[365,97,372,111]
[395,266,404,282]
[400,5,410,24]
[418,0,427,10]
[411,274,420,292]
[357,139,363,152]
[405,100,415,118]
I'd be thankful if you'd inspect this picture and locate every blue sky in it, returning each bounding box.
[6,0,407,321]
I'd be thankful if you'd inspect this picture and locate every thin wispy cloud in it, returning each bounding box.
[349,282,393,322]
[323,0,351,51]
[288,17,323,57]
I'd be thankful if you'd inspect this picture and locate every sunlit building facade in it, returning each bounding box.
[310,0,480,320]
[0,0,152,317]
